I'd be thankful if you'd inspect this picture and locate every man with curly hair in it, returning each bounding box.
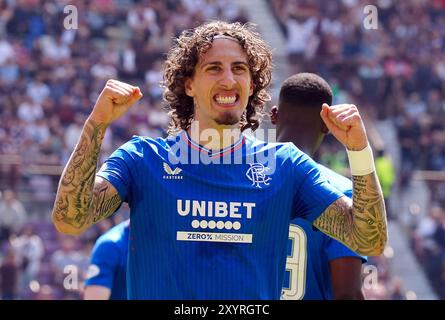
[52,21,387,299]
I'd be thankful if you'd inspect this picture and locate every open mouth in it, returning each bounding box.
[213,94,239,107]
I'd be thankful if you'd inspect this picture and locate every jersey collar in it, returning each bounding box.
[181,130,245,159]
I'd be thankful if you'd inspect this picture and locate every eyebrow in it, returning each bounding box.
[200,61,249,70]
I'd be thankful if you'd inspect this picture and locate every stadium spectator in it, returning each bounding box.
[0,249,19,300]
[10,224,44,298]
[32,284,57,300]
[50,237,88,291]
[0,189,27,242]
[389,277,407,300]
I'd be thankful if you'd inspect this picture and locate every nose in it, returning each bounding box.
[218,68,236,88]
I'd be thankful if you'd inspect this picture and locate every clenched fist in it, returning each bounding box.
[320,103,368,151]
[89,79,143,125]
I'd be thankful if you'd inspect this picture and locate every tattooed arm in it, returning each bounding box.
[314,172,387,256]
[52,119,122,235]
[313,104,388,256]
[52,80,143,235]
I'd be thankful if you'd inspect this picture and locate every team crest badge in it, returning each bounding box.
[246,163,272,188]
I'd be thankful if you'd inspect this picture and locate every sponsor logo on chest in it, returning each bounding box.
[176,199,256,244]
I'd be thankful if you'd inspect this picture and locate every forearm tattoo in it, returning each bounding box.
[52,119,121,232]
[92,181,122,223]
[314,172,388,255]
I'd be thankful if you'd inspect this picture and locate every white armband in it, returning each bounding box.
[346,144,376,176]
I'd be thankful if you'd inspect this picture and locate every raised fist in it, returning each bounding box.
[320,103,368,151]
[89,79,143,125]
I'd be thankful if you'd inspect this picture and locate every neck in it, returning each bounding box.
[188,120,241,150]
[277,128,323,157]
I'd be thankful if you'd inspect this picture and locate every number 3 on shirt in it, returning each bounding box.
[281,224,307,300]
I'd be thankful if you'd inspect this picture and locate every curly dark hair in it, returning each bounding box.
[162,21,272,134]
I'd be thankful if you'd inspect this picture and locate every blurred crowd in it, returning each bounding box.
[268,0,445,299]
[0,0,247,299]
[411,205,445,299]
[1,0,444,299]
[0,190,130,300]
[269,0,445,185]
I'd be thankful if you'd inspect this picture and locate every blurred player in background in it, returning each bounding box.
[271,73,366,299]
[52,21,387,299]
[83,219,129,300]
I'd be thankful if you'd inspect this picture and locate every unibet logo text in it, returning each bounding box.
[177,200,255,219]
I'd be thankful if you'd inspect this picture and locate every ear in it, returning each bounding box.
[270,105,278,125]
[185,78,194,97]
[249,80,254,96]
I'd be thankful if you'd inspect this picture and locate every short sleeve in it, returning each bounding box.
[96,137,141,203]
[325,237,368,263]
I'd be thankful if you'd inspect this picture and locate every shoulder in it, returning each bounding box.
[245,134,307,164]
[118,135,168,153]
[317,164,353,198]
[112,134,174,160]
[244,132,290,150]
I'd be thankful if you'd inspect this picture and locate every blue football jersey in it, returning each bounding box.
[97,131,343,299]
[84,220,129,300]
[281,165,366,300]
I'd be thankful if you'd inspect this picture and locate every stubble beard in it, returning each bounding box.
[214,111,240,126]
